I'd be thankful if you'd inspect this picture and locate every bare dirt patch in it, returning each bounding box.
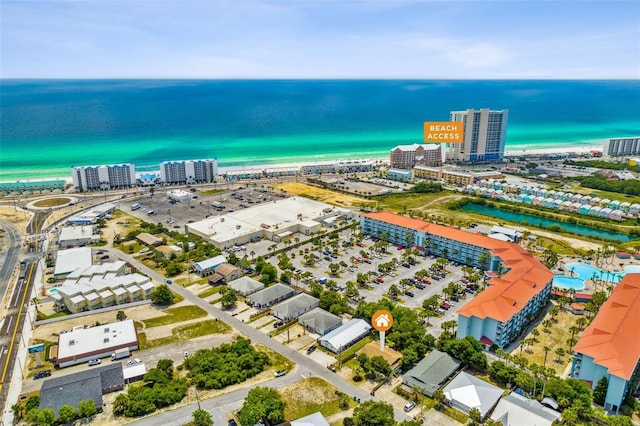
[0,206,31,233]
[32,197,72,208]
[273,182,375,208]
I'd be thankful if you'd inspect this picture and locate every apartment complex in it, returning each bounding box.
[159,159,218,184]
[389,143,444,169]
[359,211,553,348]
[446,109,509,163]
[603,137,640,157]
[570,273,640,413]
[413,166,503,186]
[71,163,136,192]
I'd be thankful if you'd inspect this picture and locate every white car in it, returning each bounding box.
[404,401,416,412]
[274,370,286,377]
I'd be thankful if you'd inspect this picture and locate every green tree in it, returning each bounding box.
[37,408,56,426]
[192,408,214,426]
[237,387,285,426]
[352,401,395,426]
[78,399,97,418]
[58,404,77,424]
[113,394,130,416]
[116,310,127,321]
[25,395,40,413]
[433,389,446,410]
[593,375,608,406]
[221,290,238,309]
[149,284,175,305]
[259,264,278,284]
[469,407,482,424]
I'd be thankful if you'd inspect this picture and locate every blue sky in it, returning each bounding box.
[1,1,639,78]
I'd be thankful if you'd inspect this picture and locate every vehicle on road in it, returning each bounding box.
[88,359,101,366]
[111,348,131,360]
[228,420,238,426]
[274,369,286,377]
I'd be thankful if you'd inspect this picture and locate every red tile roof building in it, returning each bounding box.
[360,211,553,348]
[570,273,640,413]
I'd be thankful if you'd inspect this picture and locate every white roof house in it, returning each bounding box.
[489,225,522,242]
[227,276,265,296]
[54,247,93,278]
[490,392,560,426]
[56,320,139,368]
[319,319,372,353]
[443,372,503,418]
[290,412,330,426]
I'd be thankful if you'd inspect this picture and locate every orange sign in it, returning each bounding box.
[423,121,463,143]
[372,310,393,332]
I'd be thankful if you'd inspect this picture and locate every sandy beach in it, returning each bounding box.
[0,144,604,186]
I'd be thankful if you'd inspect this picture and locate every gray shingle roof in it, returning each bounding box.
[402,350,461,397]
[247,283,295,305]
[298,308,342,334]
[40,363,124,415]
[271,293,319,319]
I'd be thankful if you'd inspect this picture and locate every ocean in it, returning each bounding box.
[1,80,639,182]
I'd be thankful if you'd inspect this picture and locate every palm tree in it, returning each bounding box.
[542,346,551,367]
[531,328,540,342]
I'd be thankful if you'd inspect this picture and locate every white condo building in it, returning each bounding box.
[446,109,509,164]
[71,164,136,192]
[603,137,640,157]
[159,159,218,184]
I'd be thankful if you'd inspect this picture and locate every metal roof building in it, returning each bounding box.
[319,319,371,353]
[53,247,93,279]
[490,392,560,426]
[443,371,503,419]
[402,350,462,397]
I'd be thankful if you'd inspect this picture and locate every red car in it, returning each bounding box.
[424,280,431,285]
[376,278,384,283]
[397,245,404,250]
[356,242,364,247]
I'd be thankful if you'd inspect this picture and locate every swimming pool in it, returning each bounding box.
[564,262,624,284]
[552,276,585,291]
[47,288,59,294]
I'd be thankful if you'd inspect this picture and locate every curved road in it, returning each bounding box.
[0,220,22,312]
[107,248,412,425]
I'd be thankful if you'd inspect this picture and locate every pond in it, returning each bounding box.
[460,203,633,242]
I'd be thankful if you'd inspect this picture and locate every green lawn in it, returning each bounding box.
[142,305,207,328]
[140,319,231,349]
[197,286,224,298]
[281,377,356,421]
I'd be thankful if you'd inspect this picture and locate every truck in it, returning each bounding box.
[111,348,131,361]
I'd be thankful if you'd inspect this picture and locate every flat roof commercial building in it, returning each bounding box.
[54,247,94,279]
[58,225,100,249]
[570,273,640,413]
[166,189,195,203]
[187,197,351,250]
[55,320,139,368]
[360,211,553,349]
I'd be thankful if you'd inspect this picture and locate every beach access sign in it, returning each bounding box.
[424,122,463,143]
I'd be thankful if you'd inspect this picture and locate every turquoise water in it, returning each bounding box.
[48,288,59,294]
[2,79,639,181]
[626,265,640,274]
[460,203,634,242]
[552,276,585,291]
[565,262,625,283]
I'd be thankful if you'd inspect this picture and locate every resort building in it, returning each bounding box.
[159,159,218,185]
[51,261,155,313]
[446,109,509,163]
[414,166,502,186]
[570,273,640,413]
[360,211,553,348]
[71,163,136,192]
[389,143,444,169]
[603,137,640,157]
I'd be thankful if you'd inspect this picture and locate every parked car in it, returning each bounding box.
[273,321,284,328]
[404,401,416,412]
[405,291,415,297]
[416,283,426,290]
[33,370,51,380]
[376,278,384,283]
[228,419,238,426]
[306,345,317,355]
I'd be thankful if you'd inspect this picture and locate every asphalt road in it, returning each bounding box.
[0,221,22,316]
[108,248,412,424]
